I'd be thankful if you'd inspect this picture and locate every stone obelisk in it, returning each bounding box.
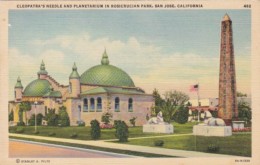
[218,14,238,125]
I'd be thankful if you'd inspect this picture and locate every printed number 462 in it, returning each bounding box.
[244,4,251,8]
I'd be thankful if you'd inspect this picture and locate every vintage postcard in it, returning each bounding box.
[0,0,259,165]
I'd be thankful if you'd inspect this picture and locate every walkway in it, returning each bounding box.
[10,139,137,158]
[9,133,240,158]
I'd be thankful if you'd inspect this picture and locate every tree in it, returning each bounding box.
[155,90,190,123]
[9,110,14,122]
[101,112,113,124]
[237,99,251,124]
[236,92,251,124]
[157,99,178,123]
[210,111,218,118]
[237,91,247,97]
[152,88,165,115]
[17,108,25,126]
[58,106,70,127]
[115,120,128,142]
[46,108,59,126]
[18,109,23,123]
[28,113,43,126]
[164,90,189,106]
[173,106,189,124]
[90,119,101,140]
[19,102,31,125]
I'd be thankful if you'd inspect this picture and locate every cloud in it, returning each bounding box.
[9,33,251,100]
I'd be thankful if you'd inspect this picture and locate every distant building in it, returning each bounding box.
[188,96,251,121]
[188,98,218,113]
[9,51,154,126]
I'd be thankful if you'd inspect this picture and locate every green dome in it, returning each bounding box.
[80,65,135,87]
[23,79,51,97]
[80,51,135,87]
[15,76,23,88]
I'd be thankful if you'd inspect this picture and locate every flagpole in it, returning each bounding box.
[195,83,200,152]
[197,83,200,122]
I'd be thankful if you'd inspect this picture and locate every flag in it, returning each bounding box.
[190,84,199,92]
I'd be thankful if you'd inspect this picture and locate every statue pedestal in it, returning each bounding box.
[193,124,232,137]
[143,123,174,134]
[232,121,245,129]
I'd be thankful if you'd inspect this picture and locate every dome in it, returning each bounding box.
[80,51,135,87]
[23,79,51,97]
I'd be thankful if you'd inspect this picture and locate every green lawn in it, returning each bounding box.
[9,122,197,140]
[125,133,251,157]
[9,122,251,157]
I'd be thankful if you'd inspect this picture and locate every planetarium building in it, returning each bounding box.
[9,50,154,126]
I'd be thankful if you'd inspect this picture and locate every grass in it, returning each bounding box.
[9,122,197,140]
[124,133,251,157]
[9,122,251,157]
[9,136,176,158]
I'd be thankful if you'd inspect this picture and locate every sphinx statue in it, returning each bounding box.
[147,111,165,124]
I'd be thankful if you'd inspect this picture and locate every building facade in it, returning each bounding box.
[9,51,154,126]
[218,14,238,125]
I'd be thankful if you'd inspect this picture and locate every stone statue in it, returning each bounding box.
[147,111,165,124]
[143,111,174,134]
[203,117,226,126]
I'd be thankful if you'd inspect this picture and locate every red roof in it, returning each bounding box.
[188,106,218,111]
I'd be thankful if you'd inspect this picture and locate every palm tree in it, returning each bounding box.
[157,99,179,123]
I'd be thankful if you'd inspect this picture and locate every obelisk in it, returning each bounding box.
[218,14,238,125]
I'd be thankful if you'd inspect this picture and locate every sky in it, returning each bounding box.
[8,9,251,100]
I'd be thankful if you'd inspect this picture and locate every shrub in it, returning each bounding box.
[48,132,56,136]
[33,131,39,134]
[207,144,220,153]
[77,121,85,127]
[28,113,44,126]
[36,113,44,125]
[129,117,137,127]
[58,106,70,127]
[15,127,25,133]
[90,119,101,140]
[70,132,78,138]
[17,121,25,126]
[154,140,164,146]
[115,120,128,142]
[46,109,59,126]
[210,111,218,118]
[101,112,113,124]
[173,106,189,124]
[114,120,120,129]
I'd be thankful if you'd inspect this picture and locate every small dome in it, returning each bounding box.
[80,51,135,87]
[23,79,51,97]
[15,76,23,88]
[69,63,80,79]
[37,60,48,75]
